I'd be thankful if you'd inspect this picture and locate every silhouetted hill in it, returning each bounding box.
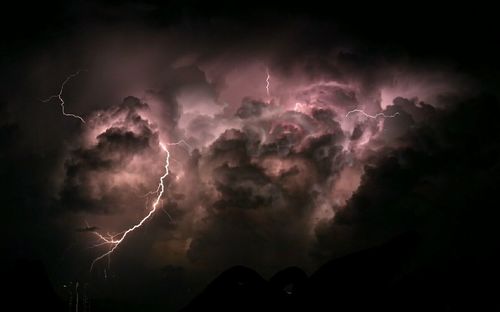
[301,232,418,311]
[181,232,500,311]
[181,266,274,312]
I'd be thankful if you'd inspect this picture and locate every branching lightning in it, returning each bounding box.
[42,70,86,123]
[345,109,400,119]
[90,140,189,271]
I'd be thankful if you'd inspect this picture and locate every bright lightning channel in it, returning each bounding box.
[42,70,86,123]
[90,140,189,271]
[345,109,400,119]
[265,68,271,97]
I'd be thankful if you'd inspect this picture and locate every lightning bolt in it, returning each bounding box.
[345,109,400,119]
[42,70,86,123]
[141,140,191,198]
[265,68,271,97]
[90,140,189,271]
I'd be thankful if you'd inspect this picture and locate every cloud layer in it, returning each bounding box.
[2,10,496,310]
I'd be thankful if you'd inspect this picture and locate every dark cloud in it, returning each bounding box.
[313,95,500,265]
[1,2,499,311]
[60,96,160,213]
[186,127,319,273]
[236,98,268,119]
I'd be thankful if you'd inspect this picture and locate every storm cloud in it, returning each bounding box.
[1,2,499,311]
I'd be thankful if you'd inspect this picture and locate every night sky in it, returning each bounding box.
[1,1,499,311]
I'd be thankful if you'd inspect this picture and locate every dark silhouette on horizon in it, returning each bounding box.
[181,232,499,312]
[4,231,499,311]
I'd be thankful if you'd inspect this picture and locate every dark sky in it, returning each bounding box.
[1,1,499,311]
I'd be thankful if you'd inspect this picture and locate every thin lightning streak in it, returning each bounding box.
[345,109,400,119]
[141,187,161,199]
[42,70,86,123]
[172,139,193,152]
[265,68,271,97]
[161,206,174,222]
[90,141,187,271]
